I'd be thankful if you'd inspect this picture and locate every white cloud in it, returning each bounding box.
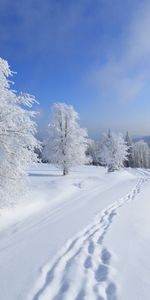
[88,0,150,103]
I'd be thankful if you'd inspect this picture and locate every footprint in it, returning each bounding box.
[75,288,85,300]
[97,235,103,245]
[95,264,108,282]
[53,281,69,300]
[101,248,111,265]
[97,296,105,300]
[84,255,92,269]
[106,282,117,300]
[108,211,116,223]
[88,240,95,254]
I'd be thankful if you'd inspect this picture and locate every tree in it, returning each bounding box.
[124,131,133,167]
[97,131,111,166]
[0,58,39,207]
[99,131,129,172]
[86,139,99,165]
[132,140,150,168]
[44,103,88,175]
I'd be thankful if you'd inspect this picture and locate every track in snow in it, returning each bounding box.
[29,172,148,300]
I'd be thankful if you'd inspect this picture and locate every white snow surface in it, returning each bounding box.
[0,164,150,300]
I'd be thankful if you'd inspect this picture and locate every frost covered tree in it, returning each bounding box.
[86,139,99,165]
[132,140,150,168]
[97,130,111,166]
[0,58,39,207]
[44,103,88,175]
[100,131,129,172]
[124,131,133,167]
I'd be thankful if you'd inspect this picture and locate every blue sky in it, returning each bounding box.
[1,0,150,139]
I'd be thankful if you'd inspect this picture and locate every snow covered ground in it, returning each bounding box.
[0,164,150,300]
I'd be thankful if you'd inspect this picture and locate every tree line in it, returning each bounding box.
[1,57,150,207]
[87,131,150,170]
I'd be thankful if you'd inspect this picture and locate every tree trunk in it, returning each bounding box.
[63,166,69,176]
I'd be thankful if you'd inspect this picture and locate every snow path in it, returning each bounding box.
[29,171,148,300]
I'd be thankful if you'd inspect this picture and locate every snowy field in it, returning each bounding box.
[0,164,150,300]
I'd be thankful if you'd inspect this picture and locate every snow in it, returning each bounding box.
[0,164,149,300]
[104,171,150,300]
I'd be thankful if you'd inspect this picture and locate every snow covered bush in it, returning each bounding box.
[132,140,150,168]
[0,58,39,207]
[100,131,129,172]
[44,103,88,175]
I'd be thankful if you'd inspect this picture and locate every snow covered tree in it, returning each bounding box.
[0,58,39,207]
[44,103,88,175]
[132,140,150,168]
[86,139,99,165]
[96,131,111,166]
[99,131,129,172]
[124,131,133,167]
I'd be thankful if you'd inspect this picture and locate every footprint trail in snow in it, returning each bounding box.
[30,173,148,300]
